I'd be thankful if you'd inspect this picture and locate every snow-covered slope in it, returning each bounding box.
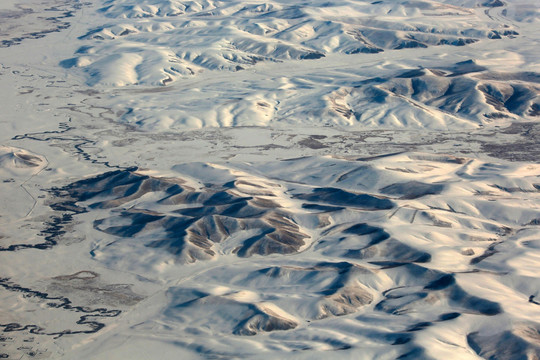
[66,0,521,85]
[54,0,540,130]
[47,154,540,359]
[1,0,540,359]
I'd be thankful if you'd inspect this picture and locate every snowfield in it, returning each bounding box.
[0,0,539,359]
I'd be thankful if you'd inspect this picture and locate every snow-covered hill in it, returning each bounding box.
[49,154,540,359]
[0,0,539,359]
[55,0,540,130]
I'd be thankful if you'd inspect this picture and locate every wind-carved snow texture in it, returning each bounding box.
[48,153,540,358]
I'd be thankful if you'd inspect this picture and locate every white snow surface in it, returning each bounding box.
[0,0,539,359]
[56,0,540,130]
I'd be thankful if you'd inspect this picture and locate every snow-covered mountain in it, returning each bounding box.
[0,0,539,359]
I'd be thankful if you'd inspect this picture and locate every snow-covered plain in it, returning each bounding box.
[0,0,539,359]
